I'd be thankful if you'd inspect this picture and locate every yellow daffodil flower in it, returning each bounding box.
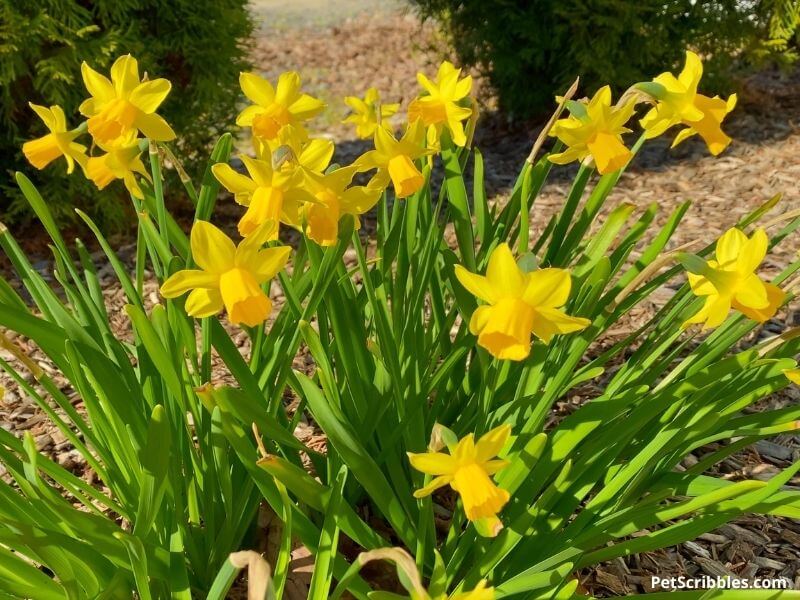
[23,103,87,174]
[343,87,400,139]
[408,61,473,147]
[355,120,430,198]
[85,132,150,199]
[265,124,334,177]
[301,166,383,246]
[160,220,289,327]
[639,51,736,156]
[236,71,325,142]
[408,424,511,524]
[455,244,590,360]
[784,369,800,385]
[212,146,318,238]
[684,227,785,329]
[548,86,637,174]
[79,54,175,143]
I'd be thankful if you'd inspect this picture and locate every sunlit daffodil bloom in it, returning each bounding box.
[264,124,334,176]
[355,120,430,198]
[236,71,325,142]
[301,166,382,246]
[548,86,637,174]
[409,424,511,524]
[455,244,590,360]
[79,54,175,143]
[212,149,317,238]
[408,61,473,147]
[23,104,87,174]
[85,132,150,199]
[160,221,290,327]
[683,227,785,329]
[343,87,400,139]
[639,51,736,156]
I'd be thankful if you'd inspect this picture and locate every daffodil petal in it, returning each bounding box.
[289,94,325,120]
[678,51,703,93]
[241,156,273,188]
[523,268,572,308]
[738,228,768,273]
[587,131,631,174]
[407,451,457,475]
[412,475,452,498]
[160,269,218,297]
[784,368,800,385]
[129,79,171,113]
[240,72,275,106]
[734,274,769,309]
[455,266,495,304]
[715,227,748,266]
[734,282,785,323]
[531,307,590,343]
[693,294,732,329]
[236,105,264,127]
[80,63,115,107]
[212,163,257,197]
[249,246,291,283]
[464,308,489,339]
[135,111,176,141]
[483,459,511,475]
[191,221,236,274]
[275,71,301,105]
[235,221,280,267]
[475,424,511,463]
[185,287,224,318]
[111,54,140,95]
[28,103,58,131]
[298,139,334,173]
[486,243,525,296]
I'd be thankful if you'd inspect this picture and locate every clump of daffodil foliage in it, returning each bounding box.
[0,50,799,599]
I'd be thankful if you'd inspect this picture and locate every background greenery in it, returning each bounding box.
[0,0,253,228]
[410,0,800,118]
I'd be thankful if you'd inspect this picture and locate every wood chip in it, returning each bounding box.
[696,557,738,579]
[718,524,771,546]
[752,556,787,570]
